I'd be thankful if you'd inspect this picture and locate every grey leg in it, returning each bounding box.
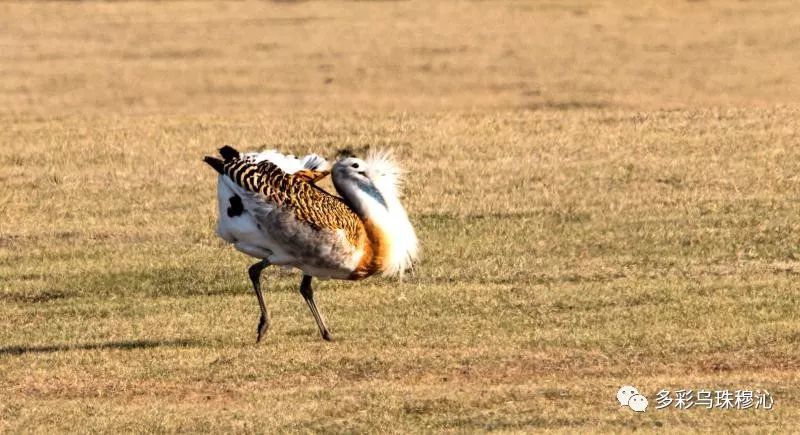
[299,275,332,341]
[248,259,271,343]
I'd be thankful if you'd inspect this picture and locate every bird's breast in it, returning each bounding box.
[348,217,390,280]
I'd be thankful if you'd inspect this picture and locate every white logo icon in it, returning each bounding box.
[617,386,648,412]
[617,385,639,406]
[628,394,649,412]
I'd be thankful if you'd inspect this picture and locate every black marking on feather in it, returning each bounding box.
[241,166,257,190]
[233,161,248,185]
[219,145,240,161]
[336,148,356,158]
[203,156,225,174]
[337,145,371,158]
[244,174,257,191]
[227,195,244,217]
[356,178,388,208]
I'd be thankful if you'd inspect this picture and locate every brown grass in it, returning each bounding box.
[1,1,799,432]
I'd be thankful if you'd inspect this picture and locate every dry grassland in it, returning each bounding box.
[1,0,799,432]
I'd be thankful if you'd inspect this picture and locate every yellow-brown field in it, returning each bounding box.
[1,1,799,432]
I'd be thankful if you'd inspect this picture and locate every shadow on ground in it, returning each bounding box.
[0,339,200,356]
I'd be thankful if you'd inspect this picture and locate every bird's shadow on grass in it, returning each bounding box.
[0,338,200,356]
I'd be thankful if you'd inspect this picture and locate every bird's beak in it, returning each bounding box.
[294,169,330,184]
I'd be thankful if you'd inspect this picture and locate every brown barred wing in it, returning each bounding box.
[286,181,365,246]
[219,154,363,246]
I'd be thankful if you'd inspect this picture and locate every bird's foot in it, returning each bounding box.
[320,329,333,342]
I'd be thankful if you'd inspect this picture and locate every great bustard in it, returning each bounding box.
[204,146,418,342]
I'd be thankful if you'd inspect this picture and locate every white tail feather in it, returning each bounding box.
[245,149,329,173]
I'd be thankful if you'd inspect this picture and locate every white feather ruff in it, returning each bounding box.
[364,150,419,278]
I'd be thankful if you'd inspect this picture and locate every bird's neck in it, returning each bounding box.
[334,182,391,279]
[334,179,416,279]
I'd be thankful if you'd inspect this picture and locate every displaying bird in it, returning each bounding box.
[204,146,418,342]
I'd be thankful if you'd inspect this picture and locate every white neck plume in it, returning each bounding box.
[333,151,419,278]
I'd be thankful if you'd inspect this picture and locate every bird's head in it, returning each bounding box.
[332,150,407,207]
[332,155,391,210]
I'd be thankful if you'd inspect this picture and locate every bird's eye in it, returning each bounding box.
[351,163,360,169]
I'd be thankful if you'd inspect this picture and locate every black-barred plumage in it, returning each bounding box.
[207,146,365,246]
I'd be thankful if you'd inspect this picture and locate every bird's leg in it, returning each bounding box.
[299,275,332,341]
[248,259,271,343]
